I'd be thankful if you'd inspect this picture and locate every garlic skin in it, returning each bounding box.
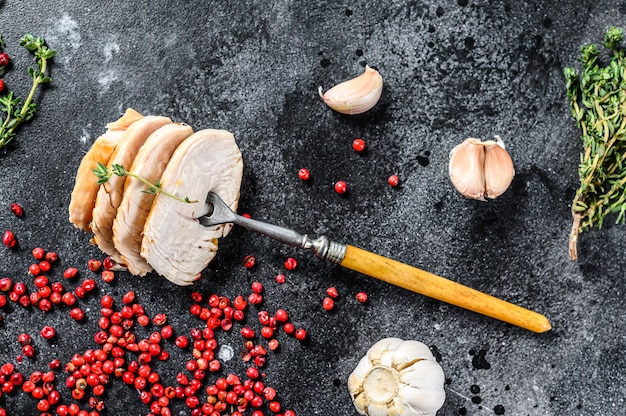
[348,337,445,416]
[318,65,383,115]
[448,135,514,201]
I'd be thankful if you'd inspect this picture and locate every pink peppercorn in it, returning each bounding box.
[352,138,366,152]
[326,286,339,298]
[334,180,348,194]
[388,174,400,187]
[298,168,311,181]
[356,291,368,303]
[275,273,286,284]
[284,257,297,271]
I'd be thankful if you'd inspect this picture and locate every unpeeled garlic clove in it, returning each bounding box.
[449,138,487,201]
[318,65,383,115]
[484,136,515,198]
[449,136,514,201]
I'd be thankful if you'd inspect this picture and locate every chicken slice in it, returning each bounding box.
[91,116,172,262]
[113,123,194,276]
[141,129,243,285]
[68,108,144,231]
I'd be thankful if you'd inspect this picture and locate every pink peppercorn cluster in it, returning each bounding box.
[297,136,400,195]
[320,286,368,312]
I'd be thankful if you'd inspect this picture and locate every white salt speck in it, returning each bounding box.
[56,14,81,49]
[218,344,234,362]
[103,42,120,63]
[80,126,91,144]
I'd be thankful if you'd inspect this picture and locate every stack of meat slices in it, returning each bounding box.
[69,109,244,285]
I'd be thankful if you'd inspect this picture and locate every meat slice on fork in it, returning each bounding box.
[141,129,243,285]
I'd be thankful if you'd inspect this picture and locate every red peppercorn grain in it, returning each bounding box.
[356,291,368,303]
[243,255,256,269]
[0,53,10,67]
[322,297,335,311]
[9,203,23,218]
[275,273,286,284]
[326,286,339,298]
[295,328,307,341]
[44,251,58,263]
[388,174,400,187]
[334,180,348,194]
[64,267,79,279]
[87,259,102,272]
[352,138,366,152]
[284,257,297,271]
[2,230,16,248]
[40,326,55,340]
[298,168,311,181]
[0,79,4,93]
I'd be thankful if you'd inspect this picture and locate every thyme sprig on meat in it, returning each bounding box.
[564,27,626,260]
[0,33,56,152]
[93,162,198,204]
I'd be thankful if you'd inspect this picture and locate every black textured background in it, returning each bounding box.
[1,1,625,415]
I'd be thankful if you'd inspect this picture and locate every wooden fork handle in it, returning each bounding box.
[339,245,552,333]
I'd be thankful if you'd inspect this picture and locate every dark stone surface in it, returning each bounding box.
[1,0,625,415]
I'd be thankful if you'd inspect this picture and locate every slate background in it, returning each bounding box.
[1,0,625,415]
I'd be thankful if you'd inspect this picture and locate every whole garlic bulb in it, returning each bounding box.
[348,337,445,416]
[448,135,515,201]
[318,65,383,115]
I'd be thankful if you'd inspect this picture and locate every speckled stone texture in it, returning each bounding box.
[0,0,625,415]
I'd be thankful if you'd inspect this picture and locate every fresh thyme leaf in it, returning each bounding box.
[92,162,113,185]
[565,26,626,260]
[92,163,197,204]
[0,33,56,154]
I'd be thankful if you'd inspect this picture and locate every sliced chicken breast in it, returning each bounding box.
[141,129,243,285]
[91,116,172,262]
[113,123,194,276]
[68,108,143,231]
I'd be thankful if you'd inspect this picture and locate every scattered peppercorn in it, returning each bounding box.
[326,286,339,298]
[2,230,17,248]
[356,291,368,303]
[334,180,348,194]
[298,168,311,181]
[284,257,297,271]
[352,138,366,152]
[9,203,23,217]
[87,259,102,272]
[39,326,55,340]
[322,297,335,311]
[243,255,256,269]
[388,174,399,187]
[0,52,10,67]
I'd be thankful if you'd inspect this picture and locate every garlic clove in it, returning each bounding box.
[318,65,383,115]
[484,135,515,199]
[391,340,434,370]
[399,384,447,416]
[399,360,445,389]
[449,138,487,201]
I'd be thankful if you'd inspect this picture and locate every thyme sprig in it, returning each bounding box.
[92,162,197,204]
[0,33,56,152]
[564,27,626,260]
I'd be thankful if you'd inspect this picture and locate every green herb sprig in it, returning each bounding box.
[564,27,626,260]
[0,33,56,152]
[92,162,198,204]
